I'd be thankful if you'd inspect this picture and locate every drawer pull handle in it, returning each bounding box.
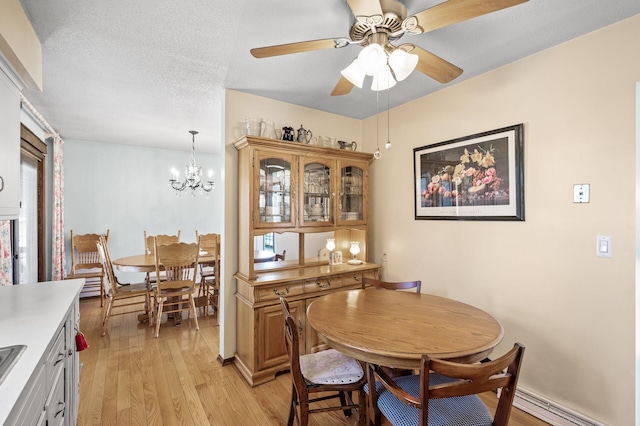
[0,176,4,192]
[273,287,290,296]
[55,401,66,417]
[317,280,331,289]
[353,275,361,281]
[54,352,65,366]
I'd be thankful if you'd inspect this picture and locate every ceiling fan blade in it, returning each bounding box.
[346,0,383,19]
[401,44,463,84]
[412,0,528,34]
[331,76,355,96]
[251,38,345,58]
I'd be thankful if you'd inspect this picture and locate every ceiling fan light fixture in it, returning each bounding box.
[388,49,418,81]
[341,59,366,88]
[357,43,387,76]
[371,66,396,91]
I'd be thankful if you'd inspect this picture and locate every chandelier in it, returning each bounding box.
[169,130,214,196]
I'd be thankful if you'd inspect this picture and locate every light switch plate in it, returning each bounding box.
[596,235,612,258]
[574,184,590,203]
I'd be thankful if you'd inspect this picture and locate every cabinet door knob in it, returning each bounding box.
[54,352,65,366]
[55,401,66,418]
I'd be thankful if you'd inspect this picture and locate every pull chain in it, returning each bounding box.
[374,89,381,159]
[385,87,392,150]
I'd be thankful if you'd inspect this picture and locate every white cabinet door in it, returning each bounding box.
[0,72,20,219]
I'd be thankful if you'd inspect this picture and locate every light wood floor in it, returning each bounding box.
[77,296,548,425]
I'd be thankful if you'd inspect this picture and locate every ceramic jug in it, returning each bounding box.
[282,126,295,141]
[296,124,313,143]
[338,140,357,151]
[261,120,278,139]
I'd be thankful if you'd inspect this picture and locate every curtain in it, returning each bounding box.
[52,134,66,280]
[0,220,11,286]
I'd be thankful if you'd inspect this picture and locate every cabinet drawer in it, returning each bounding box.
[46,328,66,382]
[256,281,304,302]
[342,270,377,288]
[303,276,342,295]
[45,364,65,426]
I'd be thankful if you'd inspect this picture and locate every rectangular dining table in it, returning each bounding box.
[306,288,504,370]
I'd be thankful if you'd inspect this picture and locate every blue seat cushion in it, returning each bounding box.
[372,373,493,426]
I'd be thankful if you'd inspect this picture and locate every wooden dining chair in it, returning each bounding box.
[361,276,421,293]
[366,343,525,426]
[196,231,221,315]
[96,235,152,336]
[143,230,180,285]
[361,276,422,382]
[152,238,199,338]
[65,229,110,306]
[275,249,286,261]
[280,296,367,426]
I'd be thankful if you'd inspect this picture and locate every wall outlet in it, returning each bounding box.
[381,252,388,262]
[573,184,590,203]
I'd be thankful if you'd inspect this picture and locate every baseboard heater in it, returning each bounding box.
[513,387,605,426]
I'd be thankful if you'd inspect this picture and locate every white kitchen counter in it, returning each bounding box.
[0,279,83,424]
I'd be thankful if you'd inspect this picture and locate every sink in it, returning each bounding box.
[0,345,26,385]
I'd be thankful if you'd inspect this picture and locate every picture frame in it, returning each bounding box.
[330,250,343,265]
[414,124,524,221]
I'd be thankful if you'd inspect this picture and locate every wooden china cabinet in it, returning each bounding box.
[233,136,380,386]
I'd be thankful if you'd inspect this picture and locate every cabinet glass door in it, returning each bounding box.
[258,154,294,228]
[337,162,366,225]
[301,160,333,227]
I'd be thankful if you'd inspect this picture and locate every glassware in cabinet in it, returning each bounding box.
[300,159,334,227]
[257,153,295,228]
[337,161,366,225]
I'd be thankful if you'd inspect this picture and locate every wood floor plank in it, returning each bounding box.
[77,296,549,426]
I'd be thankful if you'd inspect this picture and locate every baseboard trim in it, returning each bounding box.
[513,388,605,426]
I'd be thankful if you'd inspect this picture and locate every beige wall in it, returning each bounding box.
[366,15,639,425]
[223,15,639,424]
[0,0,42,90]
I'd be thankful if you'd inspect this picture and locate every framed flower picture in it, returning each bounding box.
[414,124,524,221]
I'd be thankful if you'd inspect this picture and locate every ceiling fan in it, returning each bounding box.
[250,0,528,95]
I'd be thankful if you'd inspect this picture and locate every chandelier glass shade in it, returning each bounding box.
[341,43,418,91]
[169,130,214,196]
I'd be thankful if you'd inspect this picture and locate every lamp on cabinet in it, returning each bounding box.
[348,241,362,265]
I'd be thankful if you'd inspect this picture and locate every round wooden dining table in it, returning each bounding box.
[253,250,276,263]
[306,288,504,370]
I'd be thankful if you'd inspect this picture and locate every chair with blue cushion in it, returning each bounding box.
[366,343,525,426]
[280,296,367,426]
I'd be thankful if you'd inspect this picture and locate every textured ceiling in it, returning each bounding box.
[17,0,640,155]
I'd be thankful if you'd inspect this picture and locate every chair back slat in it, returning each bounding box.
[362,276,421,293]
[96,235,119,296]
[144,230,180,254]
[196,232,220,258]
[153,239,199,292]
[70,229,110,272]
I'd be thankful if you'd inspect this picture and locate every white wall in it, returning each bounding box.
[64,139,223,282]
[366,15,639,425]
